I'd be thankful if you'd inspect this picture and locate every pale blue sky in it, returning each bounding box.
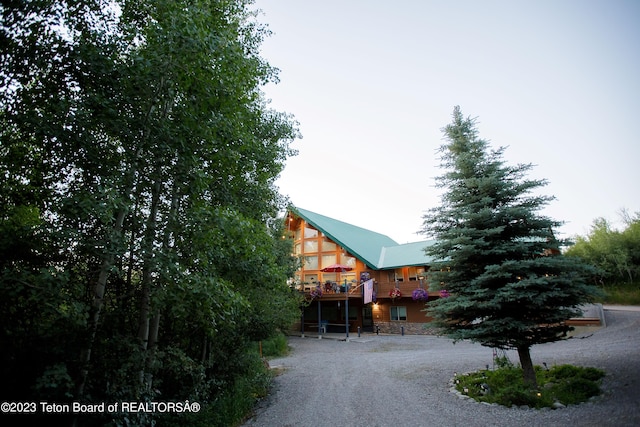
[254,0,640,243]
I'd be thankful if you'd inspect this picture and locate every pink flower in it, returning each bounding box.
[389,288,402,299]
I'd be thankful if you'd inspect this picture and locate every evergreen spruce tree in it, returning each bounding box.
[422,106,600,387]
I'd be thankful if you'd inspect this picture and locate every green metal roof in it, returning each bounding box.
[377,240,437,269]
[290,207,436,270]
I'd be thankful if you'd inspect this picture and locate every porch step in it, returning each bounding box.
[566,317,601,326]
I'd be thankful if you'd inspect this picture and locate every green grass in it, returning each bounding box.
[455,362,605,409]
[600,282,640,305]
[257,332,290,358]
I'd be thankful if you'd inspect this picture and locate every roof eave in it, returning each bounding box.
[290,207,381,269]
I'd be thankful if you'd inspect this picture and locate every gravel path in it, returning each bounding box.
[244,307,640,427]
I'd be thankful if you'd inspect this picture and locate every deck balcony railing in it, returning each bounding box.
[297,280,433,300]
[300,281,361,298]
[376,280,431,299]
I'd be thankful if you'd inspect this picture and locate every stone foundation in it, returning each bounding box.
[374,321,439,335]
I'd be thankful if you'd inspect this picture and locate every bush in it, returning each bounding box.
[455,364,605,409]
[495,384,545,407]
[158,351,274,427]
[540,365,605,405]
[545,364,605,382]
[259,332,290,358]
[551,378,601,405]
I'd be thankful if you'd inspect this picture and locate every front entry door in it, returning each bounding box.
[362,306,373,332]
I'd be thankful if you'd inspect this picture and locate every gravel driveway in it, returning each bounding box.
[244,307,640,427]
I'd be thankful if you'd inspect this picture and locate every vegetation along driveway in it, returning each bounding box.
[244,307,640,427]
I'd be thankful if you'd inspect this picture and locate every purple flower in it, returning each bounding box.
[310,286,323,299]
[412,288,429,301]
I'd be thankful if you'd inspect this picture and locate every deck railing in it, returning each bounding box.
[298,280,433,299]
[375,280,431,299]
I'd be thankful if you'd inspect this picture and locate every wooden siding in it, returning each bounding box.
[372,299,433,323]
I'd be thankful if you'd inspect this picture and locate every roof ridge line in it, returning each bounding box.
[293,207,398,244]
[377,246,387,269]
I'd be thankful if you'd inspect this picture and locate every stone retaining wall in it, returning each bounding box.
[374,321,439,335]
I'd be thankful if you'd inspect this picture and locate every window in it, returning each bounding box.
[322,272,337,283]
[304,239,318,253]
[390,306,407,321]
[389,269,404,282]
[304,274,318,284]
[304,226,318,238]
[341,273,356,287]
[341,254,356,268]
[321,254,336,269]
[408,266,426,281]
[322,238,337,252]
[304,256,318,270]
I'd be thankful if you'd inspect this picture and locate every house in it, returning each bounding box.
[286,207,441,336]
[286,207,602,337]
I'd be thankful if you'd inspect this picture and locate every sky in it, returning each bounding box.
[252,0,640,244]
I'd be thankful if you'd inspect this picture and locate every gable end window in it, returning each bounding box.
[390,306,407,321]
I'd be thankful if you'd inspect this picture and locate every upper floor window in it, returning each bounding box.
[321,254,337,269]
[304,255,318,270]
[304,226,318,239]
[408,266,426,281]
[341,254,356,268]
[304,239,318,253]
[304,274,318,285]
[322,272,337,283]
[321,238,337,252]
[389,268,404,282]
[341,273,356,287]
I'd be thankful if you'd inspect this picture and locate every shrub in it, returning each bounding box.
[551,378,601,405]
[545,364,605,382]
[158,351,274,427]
[259,332,289,358]
[455,364,604,409]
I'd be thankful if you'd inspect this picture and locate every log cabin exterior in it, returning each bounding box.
[286,207,441,335]
[285,207,597,336]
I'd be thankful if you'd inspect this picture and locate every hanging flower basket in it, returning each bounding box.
[439,289,450,298]
[310,286,323,299]
[389,288,402,300]
[412,288,429,301]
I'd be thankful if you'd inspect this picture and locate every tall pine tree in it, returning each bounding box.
[422,106,600,386]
